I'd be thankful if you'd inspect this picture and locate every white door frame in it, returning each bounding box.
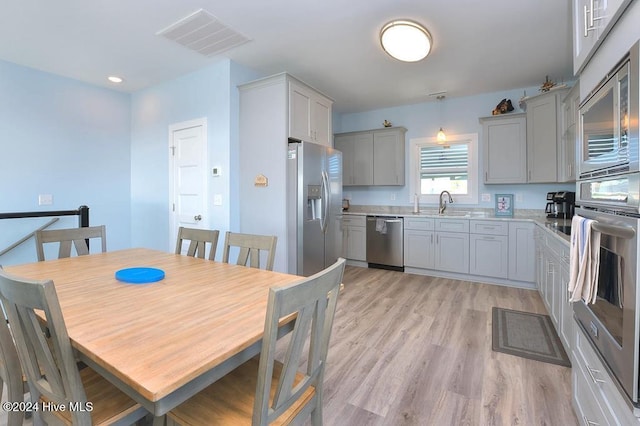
[168,118,208,251]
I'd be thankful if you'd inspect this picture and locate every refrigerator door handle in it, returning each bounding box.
[320,170,330,233]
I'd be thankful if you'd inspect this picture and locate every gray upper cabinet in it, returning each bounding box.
[481,90,571,184]
[480,113,527,184]
[334,133,374,185]
[572,0,633,74]
[335,127,406,186]
[559,83,580,182]
[289,79,333,146]
[525,89,568,183]
[373,129,406,185]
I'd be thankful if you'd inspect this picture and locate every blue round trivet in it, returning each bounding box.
[115,267,165,284]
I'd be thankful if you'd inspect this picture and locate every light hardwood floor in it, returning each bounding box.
[2,265,578,425]
[317,266,578,426]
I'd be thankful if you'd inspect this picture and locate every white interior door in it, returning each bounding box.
[169,118,208,251]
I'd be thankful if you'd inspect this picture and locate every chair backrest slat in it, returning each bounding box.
[0,269,91,424]
[252,257,345,425]
[0,296,26,426]
[35,225,106,261]
[222,232,277,271]
[175,227,220,261]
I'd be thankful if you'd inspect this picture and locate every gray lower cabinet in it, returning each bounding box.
[434,219,469,274]
[559,262,573,351]
[403,218,435,269]
[469,221,508,279]
[508,221,536,282]
[573,325,640,425]
[535,228,573,354]
[342,215,366,261]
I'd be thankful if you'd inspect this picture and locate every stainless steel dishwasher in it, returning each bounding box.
[366,216,404,271]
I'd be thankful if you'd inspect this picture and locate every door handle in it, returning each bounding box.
[194,215,202,221]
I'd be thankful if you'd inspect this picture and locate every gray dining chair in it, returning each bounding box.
[0,268,149,425]
[174,227,220,261]
[221,231,277,271]
[0,301,28,426]
[35,225,107,261]
[166,257,346,426]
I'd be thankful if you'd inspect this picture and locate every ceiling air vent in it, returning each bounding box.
[157,9,250,57]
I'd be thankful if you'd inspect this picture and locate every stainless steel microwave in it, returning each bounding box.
[578,40,639,179]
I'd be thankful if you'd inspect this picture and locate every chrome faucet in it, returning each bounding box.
[439,190,454,214]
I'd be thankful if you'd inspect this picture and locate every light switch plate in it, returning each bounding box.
[481,193,491,202]
[213,194,223,206]
[38,194,53,205]
[516,193,523,202]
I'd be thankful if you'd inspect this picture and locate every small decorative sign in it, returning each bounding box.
[495,194,514,217]
[254,174,268,187]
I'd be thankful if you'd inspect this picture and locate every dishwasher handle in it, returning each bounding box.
[366,217,402,223]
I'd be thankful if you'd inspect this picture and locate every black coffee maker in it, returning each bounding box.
[545,191,575,219]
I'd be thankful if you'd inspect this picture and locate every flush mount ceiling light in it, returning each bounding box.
[107,76,123,83]
[380,20,432,62]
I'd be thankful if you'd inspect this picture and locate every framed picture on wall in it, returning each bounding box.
[495,194,514,217]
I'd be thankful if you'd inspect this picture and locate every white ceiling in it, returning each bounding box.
[0,0,574,114]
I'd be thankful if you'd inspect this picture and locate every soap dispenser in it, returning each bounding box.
[413,193,419,214]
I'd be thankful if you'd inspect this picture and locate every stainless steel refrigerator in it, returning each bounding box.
[287,140,342,276]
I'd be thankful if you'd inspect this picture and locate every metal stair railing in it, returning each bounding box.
[0,205,90,258]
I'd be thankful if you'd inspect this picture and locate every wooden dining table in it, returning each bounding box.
[5,248,303,416]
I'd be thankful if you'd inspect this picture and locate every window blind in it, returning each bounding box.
[419,144,468,179]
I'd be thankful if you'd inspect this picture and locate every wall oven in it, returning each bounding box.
[574,38,640,408]
[573,207,640,405]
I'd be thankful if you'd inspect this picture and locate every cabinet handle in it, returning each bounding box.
[568,163,572,177]
[485,171,488,181]
[431,234,434,244]
[583,416,600,426]
[588,0,594,28]
[586,365,605,384]
[528,170,532,181]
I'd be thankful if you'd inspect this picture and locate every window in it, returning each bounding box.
[409,133,478,204]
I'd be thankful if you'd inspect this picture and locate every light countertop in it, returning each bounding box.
[341,205,572,244]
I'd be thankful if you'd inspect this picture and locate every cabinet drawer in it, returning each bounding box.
[342,215,366,227]
[434,219,469,233]
[404,217,434,231]
[573,360,611,426]
[470,220,508,235]
[574,325,639,425]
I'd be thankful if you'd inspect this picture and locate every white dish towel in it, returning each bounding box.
[375,218,387,234]
[568,215,601,303]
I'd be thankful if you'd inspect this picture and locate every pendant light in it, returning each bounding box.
[436,95,446,143]
[380,20,432,62]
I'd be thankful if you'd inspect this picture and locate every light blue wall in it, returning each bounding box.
[130,59,262,252]
[335,87,575,210]
[0,60,131,266]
